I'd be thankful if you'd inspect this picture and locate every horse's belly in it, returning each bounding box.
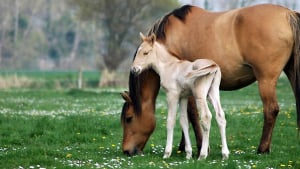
[219,65,256,91]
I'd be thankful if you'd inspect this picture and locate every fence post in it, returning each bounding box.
[78,68,82,89]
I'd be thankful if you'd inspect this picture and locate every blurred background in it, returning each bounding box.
[0,0,299,88]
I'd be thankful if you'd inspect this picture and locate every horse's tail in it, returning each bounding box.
[185,63,219,80]
[286,11,300,132]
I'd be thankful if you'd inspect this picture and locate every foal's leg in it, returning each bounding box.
[163,93,179,159]
[208,74,229,159]
[179,98,192,159]
[178,97,202,157]
[196,95,212,160]
[194,79,212,160]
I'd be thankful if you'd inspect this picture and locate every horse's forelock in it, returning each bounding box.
[121,102,129,124]
[129,71,142,115]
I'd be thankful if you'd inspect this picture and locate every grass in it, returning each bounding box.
[0,73,299,168]
[0,70,100,88]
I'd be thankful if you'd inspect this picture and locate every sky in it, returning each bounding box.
[179,0,300,11]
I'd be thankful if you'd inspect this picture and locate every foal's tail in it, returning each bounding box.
[286,12,300,132]
[185,64,219,80]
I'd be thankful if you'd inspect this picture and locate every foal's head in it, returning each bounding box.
[131,33,157,75]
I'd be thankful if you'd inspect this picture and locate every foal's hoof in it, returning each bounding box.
[197,154,207,160]
[186,152,192,160]
[163,152,171,159]
[222,153,229,160]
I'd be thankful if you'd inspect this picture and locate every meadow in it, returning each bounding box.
[0,72,299,168]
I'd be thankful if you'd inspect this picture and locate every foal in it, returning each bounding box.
[131,33,229,160]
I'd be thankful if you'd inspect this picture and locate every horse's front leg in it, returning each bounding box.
[163,93,179,159]
[179,98,192,159]
[257,79,279,153]
[178,96,202,157]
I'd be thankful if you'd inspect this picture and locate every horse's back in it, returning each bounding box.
[233,4,293,65]
[163,4,294,90]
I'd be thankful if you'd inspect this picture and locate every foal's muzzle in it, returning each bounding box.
[130,66,142,75]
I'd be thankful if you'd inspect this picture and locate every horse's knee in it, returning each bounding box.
[263,103,279,123]
[216,115,226,128]
[200,114,212,131]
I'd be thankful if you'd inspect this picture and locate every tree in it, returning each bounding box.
[69,0,179,86]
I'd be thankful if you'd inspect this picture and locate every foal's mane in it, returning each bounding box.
[128,5,193,115]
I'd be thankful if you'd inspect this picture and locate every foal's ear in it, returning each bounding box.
[149,33,156,45]
[140,32,146,41]
[120,91,132,103]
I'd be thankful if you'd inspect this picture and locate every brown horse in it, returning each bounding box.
[121,4,300,156]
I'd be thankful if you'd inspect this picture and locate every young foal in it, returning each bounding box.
[131,33,229,160]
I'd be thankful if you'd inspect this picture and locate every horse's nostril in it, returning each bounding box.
[123,150,131,156]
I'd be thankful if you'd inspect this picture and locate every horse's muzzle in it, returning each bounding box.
[130,66,142,75]
[123,147,141,156]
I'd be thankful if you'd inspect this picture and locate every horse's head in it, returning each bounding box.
[120,91,156,156]
[131,33,157,75]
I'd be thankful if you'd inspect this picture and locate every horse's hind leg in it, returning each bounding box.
[257,79,279,153]
[179,98,192,159]
[195,95,211,160]
[193,79,212,160]
[208,70,229,159]
[208,79,229,159]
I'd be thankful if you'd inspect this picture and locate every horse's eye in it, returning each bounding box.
[126,116,133,123]
[143,51,149,55]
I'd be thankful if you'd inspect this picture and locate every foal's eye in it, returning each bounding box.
[125,116,133,123]
[143,51,149,55]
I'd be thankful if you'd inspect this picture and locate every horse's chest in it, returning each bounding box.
[160,76,192,97]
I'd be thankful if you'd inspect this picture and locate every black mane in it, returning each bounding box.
[147,5,193,39]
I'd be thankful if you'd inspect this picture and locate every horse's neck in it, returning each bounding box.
[152,43,181,78]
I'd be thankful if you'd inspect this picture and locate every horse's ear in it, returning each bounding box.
[150,33,156,45]
[140,32,146,41]
[120,91,132,103]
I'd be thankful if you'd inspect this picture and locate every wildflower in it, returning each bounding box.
[177,150,182,154]
[66,153,72,158]
[112,144,116,147]
[149,161,155,165]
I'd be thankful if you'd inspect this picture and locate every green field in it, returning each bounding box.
[0,72,299,168]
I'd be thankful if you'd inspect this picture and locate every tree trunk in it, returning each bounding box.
[14,0,19,44]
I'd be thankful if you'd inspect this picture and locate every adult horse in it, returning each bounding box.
[121,4,300,156]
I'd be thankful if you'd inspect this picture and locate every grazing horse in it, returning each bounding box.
[121,4,300,156]
[131,32,229,160]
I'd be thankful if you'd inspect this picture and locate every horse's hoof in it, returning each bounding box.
[222,153,229,160]
[257,147,270,154]
[197,154,207,160]
[222,149,230,160]
[186,152,192,160]
[163,152,171,159]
